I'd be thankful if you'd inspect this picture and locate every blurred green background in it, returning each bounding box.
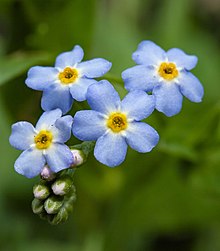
[0,0,220,250]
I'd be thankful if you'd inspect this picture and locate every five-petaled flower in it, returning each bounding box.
[25,45,112,114]
[122,40,204,116]
[9,109,73,178]
[72,80,159,167]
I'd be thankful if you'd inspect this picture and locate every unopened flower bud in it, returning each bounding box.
[52,176,73,196]
[44,195,63,214]
[48,187,77,225]
[40,165,55,181]
[32,198,44,214]
[71,149,85,167]
[33,184,50,200]
[69,142,95,167]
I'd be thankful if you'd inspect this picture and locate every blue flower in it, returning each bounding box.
[72,80,159,167]
[122,40,204,116]
[9,109,73,178]
[25,45,112,114]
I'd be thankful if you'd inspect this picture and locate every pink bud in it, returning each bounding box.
[71,149,85,167]
[40,165,55,180]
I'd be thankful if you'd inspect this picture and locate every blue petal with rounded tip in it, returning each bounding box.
[9,122,36,150]
[51,115,73,143]
[35,109,62,131]
[70,78,97,101]
[14,148,46,178]
[122,65,156,92]
[132,40,166,65]
[55,45,84,68]
[25,66,58,91]
[153,83,183,117]
[121,91,155,120]
[167,48,198,70]
[41,87,73,115]
[125,122,159,152]
[94,132,127,167]
[77,58,112,78]
[178,71,204,102]
[86,80,121,114]
[72,110,106,141]
[45,144,73,173]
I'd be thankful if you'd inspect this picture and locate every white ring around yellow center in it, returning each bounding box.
[59,67,79,84]
[34,130,53,149]
[158,62,178,81]
[106,112,128,133]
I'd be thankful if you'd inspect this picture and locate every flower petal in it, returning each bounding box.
[9,122,36,150]
[77,58,112,78]
[70,78,97,101]
[153,83,183,117]
[178,71,204,102]
[167,48,198,70]
[86,80,121,114]
[121,91,155,120]
[25,66,58,91]
[51,115,73,143]
[94,132,127,167]
[55,45,84,68]
[132,40,166,65]
[41,87,73,115]
[125,122,159,152]
[45,144,73,173]
[122,65,156,92]
[14,148,46,178]
[72,110,106,141]
[35,109,62,131]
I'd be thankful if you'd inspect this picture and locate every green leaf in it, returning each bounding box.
[0,51,51,86]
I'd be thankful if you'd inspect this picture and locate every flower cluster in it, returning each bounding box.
[9,41,204,224]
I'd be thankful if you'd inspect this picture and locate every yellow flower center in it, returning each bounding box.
[107,112,127,133]
[58,67,79,84]
[158,62,178,80]
[34,130,53,149]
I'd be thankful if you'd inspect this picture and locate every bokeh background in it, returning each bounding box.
[0,0,220,250]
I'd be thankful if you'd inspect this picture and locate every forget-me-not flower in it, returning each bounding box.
[25,45,112,114]
[72,80,159,167]
[122,40,204,116]
[9,109,73,178]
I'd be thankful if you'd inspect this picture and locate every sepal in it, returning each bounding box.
[52,175,73,196]
[33,183,50,200]
[32,198,44,214]
[44,195,63,214]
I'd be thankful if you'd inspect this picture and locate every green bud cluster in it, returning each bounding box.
[32,169,76,225]
[31,142,95,225]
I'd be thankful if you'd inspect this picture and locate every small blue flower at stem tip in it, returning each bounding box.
[9,109,74,178]
[122,40,204,117]
[72,80,159,167]
[25,45,112,114]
